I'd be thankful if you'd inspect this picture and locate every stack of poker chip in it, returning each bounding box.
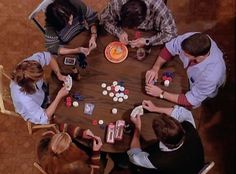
[101,81,129,103]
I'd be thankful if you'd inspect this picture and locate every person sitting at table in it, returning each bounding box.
[45,0,98,55]
[37,124,103,174]
[100,0,177,49]
[127,100,205,174]
[145,32,226,108]
[10,51,68,124]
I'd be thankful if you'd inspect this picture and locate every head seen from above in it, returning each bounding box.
[181,33,211,61]
[152,115,185,149]
[11,60,44,94]
[120,0,147,28]
[50,132,72,155]
[45,0,78,31]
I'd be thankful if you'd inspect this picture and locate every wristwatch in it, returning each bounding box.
[145,39,150,46]
[160,90,165,99]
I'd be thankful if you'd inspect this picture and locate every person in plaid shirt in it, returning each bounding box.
[100,0,177,48]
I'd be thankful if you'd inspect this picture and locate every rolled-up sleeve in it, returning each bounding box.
[127,148,156,169]
[170,105,196,128]
[26,51,52,67]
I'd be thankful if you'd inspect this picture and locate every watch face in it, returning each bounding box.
[145,39,150,46]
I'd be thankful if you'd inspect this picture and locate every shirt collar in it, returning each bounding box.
[159,141,184,152]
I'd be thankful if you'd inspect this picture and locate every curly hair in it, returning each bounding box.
[11,60,44,94]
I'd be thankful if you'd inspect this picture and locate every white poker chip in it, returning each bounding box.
[113,97,118,102]
[72,101,79,107]
[102,90,108,95]
[118,97,123,102]
[112,108,118,114]
[109,92,115,97]
[113,81,118,86]
[115,86,120,92]
[119,93,124,97]
[120,87,125,91]
[164,80,170,87]
[98,120,104,125]
[123,95,128,100]
[115,93,120,97]
[106,86,111,91]
[101,83,107,88]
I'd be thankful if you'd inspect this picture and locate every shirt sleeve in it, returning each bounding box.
[170,105,196,128]
[185,78,217,108]
[89,150,101,174]
[148,1,177,45]
[17,95,49,124]
[44,25,61,55]
[99,0,124,37]
[127,148,156,169]
[26,52,52,67]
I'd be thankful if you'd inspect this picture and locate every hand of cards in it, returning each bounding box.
[64,75,72,91]
[130,105,144,117]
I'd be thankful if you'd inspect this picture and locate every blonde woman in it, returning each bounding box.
[10,51,68,124]
[37,124,102,174]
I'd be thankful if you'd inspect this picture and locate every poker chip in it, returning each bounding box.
[112,108,118,114]
[118,97,123,102]
[115,86,120,92]
[102,90,108,95]
[123,95,128,100]
[120,86,125,91]
[113,97,118,102]
[98,120,104,125]
[115,93,120,97]
[164,80,170,87]
[101,83,107,88]
[109,92,115,97]
[107,86,111,91]
[92,120,97,125]
[124,89,129,94]
[113,81,118,86]
[72,101,79,107]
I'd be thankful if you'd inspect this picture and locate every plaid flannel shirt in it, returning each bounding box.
[100,0,177,45]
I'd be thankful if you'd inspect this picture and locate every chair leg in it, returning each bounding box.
[33,162,48,174]
[27,121,33,135]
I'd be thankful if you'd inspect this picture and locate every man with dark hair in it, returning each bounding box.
[100,0,177,48]
[127,100,205,174]
[145,32,226,108]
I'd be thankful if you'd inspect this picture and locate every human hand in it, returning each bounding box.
[89,35,97,52]
[78,47,90,56]
[57,73,67,83]
[145,84,163,97]
[118,32,129,45]
[83,129,95,139]
[129,38,146,48]
[130,115,141,130]
[92,136,103,151]
[142,100,158,112]
[145,68,159,84]
[57,86,69,99]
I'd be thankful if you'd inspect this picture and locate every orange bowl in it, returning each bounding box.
[105,42,128,63]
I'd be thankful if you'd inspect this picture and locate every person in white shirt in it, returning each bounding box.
[10,52,68,124]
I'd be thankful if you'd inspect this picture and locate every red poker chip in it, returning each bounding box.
[92,120,97,125]
[124,89,129,94]
[166,77,172,81]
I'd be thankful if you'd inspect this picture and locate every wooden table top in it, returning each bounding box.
[51,30,188,153]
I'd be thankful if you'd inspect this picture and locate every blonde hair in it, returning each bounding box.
[50,133,72,155]
[11,60,44,94]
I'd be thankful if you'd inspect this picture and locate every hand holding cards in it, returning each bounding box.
[64,75,72,91]
[130,105,144,117]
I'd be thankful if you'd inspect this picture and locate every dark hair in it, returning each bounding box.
[152,114,185,149]
[181,33,211,57]
[11,60,44,94]
[45,0,79,31]
[120,0,147,28]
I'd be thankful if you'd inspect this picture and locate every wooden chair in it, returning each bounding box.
[28,0,54,34]
[34,162,48,174]
[198,161,215,174]
[0,64,57,135]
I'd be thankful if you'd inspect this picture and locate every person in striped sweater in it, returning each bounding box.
[45,0,98,56]
[37,123,102,174]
